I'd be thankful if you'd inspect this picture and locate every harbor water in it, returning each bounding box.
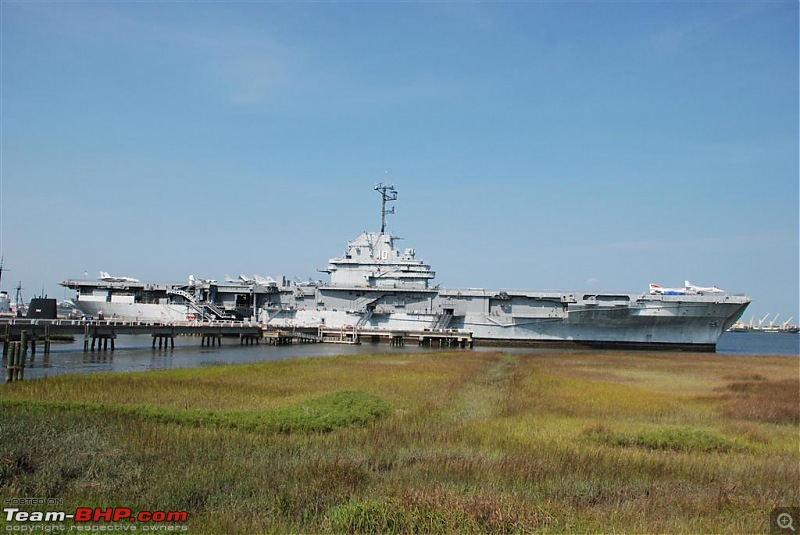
[1,331,797,383]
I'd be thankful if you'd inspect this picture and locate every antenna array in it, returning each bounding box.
[374,182,398,234]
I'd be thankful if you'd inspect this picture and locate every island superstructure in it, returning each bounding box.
[61,184,750,351]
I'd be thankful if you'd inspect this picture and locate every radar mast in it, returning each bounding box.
[374,182,397,234]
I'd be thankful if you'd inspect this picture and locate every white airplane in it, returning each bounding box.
[648,283,686,296]
[254,275,277,287]
[684,281,724,294]
[188,275,217,285]
[224,274,255,284]
[100,271,140,283]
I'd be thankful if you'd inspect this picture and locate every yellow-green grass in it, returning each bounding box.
[1,350,797,533]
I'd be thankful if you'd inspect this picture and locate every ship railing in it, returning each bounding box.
[0,318,263,328]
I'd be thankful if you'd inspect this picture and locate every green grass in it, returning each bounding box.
[0,350,797,533]
[582,423,750,453]
[0,389,392,433]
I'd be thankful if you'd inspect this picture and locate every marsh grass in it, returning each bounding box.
[582,423,750,453]
[1,350,797,533]
[721,377,799,424]
[0,390,392,433]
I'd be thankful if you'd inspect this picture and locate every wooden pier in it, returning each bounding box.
[0,319,472,353]
[263,330,323,345]
[318,326,473,348]
[1,319,472,382]
[0,318,265,355]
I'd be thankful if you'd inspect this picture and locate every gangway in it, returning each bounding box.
[356,309,373,328]
[201,301,228,320]
[166,289,228,320]
[167,288,196,303]
[431,312,453,330]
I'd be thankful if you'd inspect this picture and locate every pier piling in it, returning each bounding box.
[17,342,24,380]
[20,331,27,358]
[240,333,260,345]
[44,325,51,355]
[4,342,25,382]
[152,334,175,350]
[90,334,116,351]
[201,334,222,347]
[4,343,13,383]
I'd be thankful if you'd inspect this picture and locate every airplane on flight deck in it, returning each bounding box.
[99,271,140,283]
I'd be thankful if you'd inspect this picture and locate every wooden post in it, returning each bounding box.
[44,324,51,354]
[5,342,14,383]
[20,331,27,358]
[12,342,19,382]
[17,342,24,381]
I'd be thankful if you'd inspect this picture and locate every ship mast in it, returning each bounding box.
[374,182,397,234]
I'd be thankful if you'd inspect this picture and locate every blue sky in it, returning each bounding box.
[2,1,798,324]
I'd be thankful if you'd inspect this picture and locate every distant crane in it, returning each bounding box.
[14,281,24,316]
[768,313,780,329]
[782,317,794,328]
[757,313,770,329]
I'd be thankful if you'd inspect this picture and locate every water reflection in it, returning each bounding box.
[1,332,795,383]
[2,335,455,382]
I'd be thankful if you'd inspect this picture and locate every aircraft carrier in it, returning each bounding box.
[62,185,750,351]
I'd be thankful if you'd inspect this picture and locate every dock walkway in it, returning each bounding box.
[0,318,264,354]
[318,326,473,348]
[1,319,473,352]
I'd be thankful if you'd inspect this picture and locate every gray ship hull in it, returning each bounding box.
[62,186,751,351]
[264,288,749,351]
[451,291,749,349]
[461,302,748,351]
